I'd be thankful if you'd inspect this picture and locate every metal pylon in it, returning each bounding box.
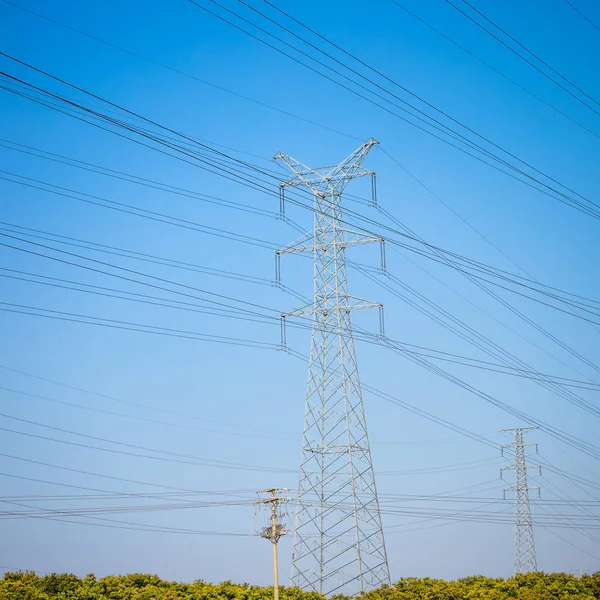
[274,138,390,596]
[501,427,540,575]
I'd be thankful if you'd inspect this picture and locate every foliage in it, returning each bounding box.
[0,572,598,600]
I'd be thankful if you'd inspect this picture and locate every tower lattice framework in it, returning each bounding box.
[275,138,390,596]
[501,426,539,575]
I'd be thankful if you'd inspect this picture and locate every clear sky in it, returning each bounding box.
[0,0,599,586]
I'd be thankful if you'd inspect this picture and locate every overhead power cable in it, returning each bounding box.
[379,148,600,319]
[0,364,284,437]
[0,497,253,536]
[362,201,600,380]
[3,154,598,324]
[0,384,288,440]
[1,65,597,316]
[0,0,360,140]
[444,0,600,114]
[183,0,600,219]
[0,470,258,504]
[3,229,598,393]
[0,169,279,251]
[0,497,255,519]
[0,138,279,221]
[0,220,273,287]
[0,300,279,350]
[352,265,600,423]
[2,52,596,464]
[10,267,588,466]
[0,231,290,320]
[5,265,599,392]
[388,0,600,139]
[563,0,600,33]
[0,412,293,473]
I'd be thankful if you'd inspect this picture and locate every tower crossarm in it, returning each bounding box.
[339,229,383,248]
[275,138,379,195]
[324,137,379,189]
[501,463,540,471]
[277,231,383,256]
[273,152,330,190]
[276,231,315,255]
[283,296,382,319]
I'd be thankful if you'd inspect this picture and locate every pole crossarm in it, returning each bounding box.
[255,488,291,600]
[275,138,390,596]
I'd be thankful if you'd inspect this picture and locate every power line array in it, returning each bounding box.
[0,0,598,585]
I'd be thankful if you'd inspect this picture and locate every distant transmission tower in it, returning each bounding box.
[501,426,540,575]
[274,138,390,595]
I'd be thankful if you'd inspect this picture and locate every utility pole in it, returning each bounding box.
[501,427,540,575]
[255,488,290,600]
[275,139,390,596]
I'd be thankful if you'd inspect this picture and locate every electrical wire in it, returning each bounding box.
[444,0,600,114]
[2,70,598,317]
[184,0,600,219]
[0,384,288,440]
[0,0,360,140]
[387,0,600,139]
[0,364,284,437]
[563,0,600,33]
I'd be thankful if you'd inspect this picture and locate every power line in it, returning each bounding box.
[378,148,600,346]
[4,175,599,463]
[353,265,600,424]
[184,0,600,218]
[9,176,600,382]
[0,170,280,250]
[1,68,597,314]
[0,364,284,437]
[0,497,254,536]
[2,49,596,488]
[563,0,600,34]
[0,138,279,220]
[0,231,288,319]
[0,384,287,440]
[0,450,256,495]
[0,421,293,474]
[444,0,600,114]
[0,0,360,140]
[0,300,279,350]
[0,470,256,502]
[388,0,600,139]
[4,263,598,392]
[4,158,598,327]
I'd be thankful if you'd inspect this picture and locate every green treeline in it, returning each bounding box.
[1,572,599,600]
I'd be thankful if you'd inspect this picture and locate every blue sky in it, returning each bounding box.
[0,0,599,586]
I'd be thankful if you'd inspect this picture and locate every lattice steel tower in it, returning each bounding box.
[274,138,390,596]
[501,427,540,575]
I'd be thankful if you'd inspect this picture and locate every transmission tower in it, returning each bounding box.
[274,138,390,596]
[501,426,540,575]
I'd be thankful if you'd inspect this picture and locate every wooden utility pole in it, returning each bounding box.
[255,488,290,600]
